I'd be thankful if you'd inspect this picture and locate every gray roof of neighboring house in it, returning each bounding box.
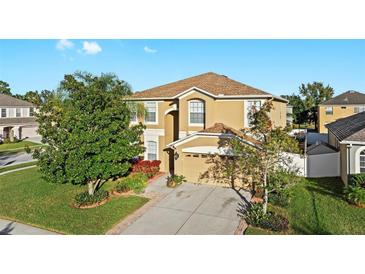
[325,111,365,142]
[320,90,365,105]
[306,142,338,155]
[0,117,37,126]
[0,94,34,107]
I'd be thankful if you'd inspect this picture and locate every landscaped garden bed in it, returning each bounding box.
[0,167,149,234]
[245,177,365,235]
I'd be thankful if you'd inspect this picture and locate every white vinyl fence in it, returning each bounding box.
[306,152,340,178]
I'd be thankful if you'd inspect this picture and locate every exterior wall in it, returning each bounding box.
[318,105,361,133]
[0,107,35,118]
[271,100,287,128]
[307,152,340,178]
[340,144,349,185]
[328,131,339,149]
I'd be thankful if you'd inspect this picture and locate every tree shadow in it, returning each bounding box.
[0,222,15,235]
[304,177,344,199]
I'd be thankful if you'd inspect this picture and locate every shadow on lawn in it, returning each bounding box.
[0,222,15,235]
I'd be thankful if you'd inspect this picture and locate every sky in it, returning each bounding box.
[0,39,364,97]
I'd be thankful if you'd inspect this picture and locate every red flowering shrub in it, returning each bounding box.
[132,160,161,178]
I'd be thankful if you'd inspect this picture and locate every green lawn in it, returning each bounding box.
[0,167,149,234]
[0,140,42,152]
[0,161,37,174]
[246,177,365,235]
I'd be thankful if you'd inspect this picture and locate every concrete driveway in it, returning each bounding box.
[120,175,250,235]
[0,151,34,167]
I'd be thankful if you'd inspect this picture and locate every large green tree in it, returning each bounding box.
[23,90,42,105]
[299,82,334,129]
[0,80,11,95]
[33,72,145,195]
[281,94,307,126]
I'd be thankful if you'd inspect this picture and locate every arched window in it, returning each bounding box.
[189,100,205,126]
[147,141,157,160]
[360,150,365,173]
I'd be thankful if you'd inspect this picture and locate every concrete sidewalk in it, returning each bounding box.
[120,175,250,235]
[0,219,59,235]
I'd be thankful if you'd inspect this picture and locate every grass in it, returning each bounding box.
[246,177,365,235]
[0,167,149,234]
[0,161,37,173]
[0,140,42,152]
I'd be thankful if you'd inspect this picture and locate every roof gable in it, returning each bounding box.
[0,94,34,107]
[131,72,275,99]
[321,90,365,105]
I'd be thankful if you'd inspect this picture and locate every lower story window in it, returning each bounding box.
[147,141,157,160]
[360,150,365,173]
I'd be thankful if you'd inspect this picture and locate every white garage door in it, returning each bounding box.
[21,126,39,138]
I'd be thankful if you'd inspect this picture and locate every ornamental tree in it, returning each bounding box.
[33,72,145,195]
[228,101,300,213]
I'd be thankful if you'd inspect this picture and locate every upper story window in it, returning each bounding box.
[16,108,21,117]
[341,106,347,109]
[325,106,333,115]
[1,108,6,118]
[360,150,365,173]
[247,100,261,126]
[189,100,205,126]
[354,105,365,114]
[145,101,157,124]
[147,141,157,160]
[29,107,34,117]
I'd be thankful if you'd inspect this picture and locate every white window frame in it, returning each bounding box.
[16,108,21,117]
[188,100,205,127]
[245,100,262,127]
[325,106,333,115]
[1,108,7,118]
[146,140,158,160]
[144,101,158,125]
[354,105,365,114]
[360,150,365,173]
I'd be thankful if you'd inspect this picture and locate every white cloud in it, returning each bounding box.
[144,46,157,53]
[81,41,102,55]
[56,39,74,50]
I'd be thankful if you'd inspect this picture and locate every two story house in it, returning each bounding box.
[0,93,39,141]
[129,72,288,182]
[318,90,365,133]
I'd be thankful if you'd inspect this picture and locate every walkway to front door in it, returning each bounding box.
[119,175,251,235]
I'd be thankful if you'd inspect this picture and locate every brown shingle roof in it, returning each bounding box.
[325,111,365,142]
[131,72,273,99]
[0,117,37,126]
[0,94,35,107]
[321,90,365,105]
[201,123,260,145]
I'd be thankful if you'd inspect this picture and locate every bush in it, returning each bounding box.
[344,185,365,206]
[114,183,131,193]
[269,191,290,207]
[166,174,186,188]
[244,203,289,232]
[115,172,148,194]
[74,189,109,207]
[132,160,161,178]
[350,173,365,188]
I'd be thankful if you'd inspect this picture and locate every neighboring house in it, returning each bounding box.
[326,111,365,185]
[0,94,39,140]
[318,90,365,133]
[129,72,288,182]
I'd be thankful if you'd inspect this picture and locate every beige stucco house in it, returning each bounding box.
[326,111,365,185]
[129,72,288,182]
[0,94,39,141]
[318,90,365,133]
